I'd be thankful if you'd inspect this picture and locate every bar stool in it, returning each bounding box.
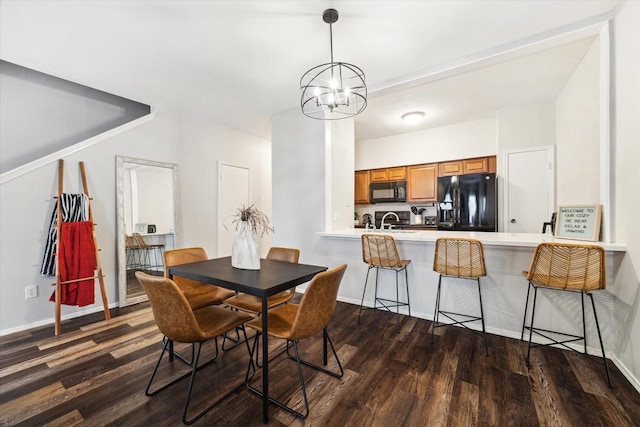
[358,233,411,330]
[521,242,612,387]
[431,237,488,355]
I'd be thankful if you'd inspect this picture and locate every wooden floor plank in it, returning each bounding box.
[0,300,639,426]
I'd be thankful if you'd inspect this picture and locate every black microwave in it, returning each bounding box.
[370,180,407,203]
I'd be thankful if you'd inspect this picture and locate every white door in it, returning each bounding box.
[504,147,555,233]
[217,163,250,256]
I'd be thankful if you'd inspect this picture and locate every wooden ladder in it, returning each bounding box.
[53,159,110,335]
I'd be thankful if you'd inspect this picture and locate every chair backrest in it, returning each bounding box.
[433,238,486,278]
[525,242,605,291]
[132,232,150,249]
[135,271,206,343]
[266,247,300,264]
[289,264,347,340]
[361,234,403,268]
[125,234,140,249]
[163,247,208,290]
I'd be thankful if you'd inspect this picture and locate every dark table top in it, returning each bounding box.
[168,256,327,297]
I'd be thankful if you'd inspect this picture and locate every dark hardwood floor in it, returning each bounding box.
[1,298,639,426]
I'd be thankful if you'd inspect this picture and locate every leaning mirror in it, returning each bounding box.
[116,156,179,306]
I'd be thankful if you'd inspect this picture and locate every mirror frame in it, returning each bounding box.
[116,156,180,307]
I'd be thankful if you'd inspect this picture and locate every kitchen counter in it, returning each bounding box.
[318,228,627,251]
[312,228,627,357]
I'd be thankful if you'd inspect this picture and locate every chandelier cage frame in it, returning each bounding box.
[300,9,367,120]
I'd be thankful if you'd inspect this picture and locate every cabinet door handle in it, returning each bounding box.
[510,218,517,223]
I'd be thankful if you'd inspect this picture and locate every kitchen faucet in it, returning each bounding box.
[380,212,399,230]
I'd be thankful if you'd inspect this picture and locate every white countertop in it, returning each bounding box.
[317,228,627,252]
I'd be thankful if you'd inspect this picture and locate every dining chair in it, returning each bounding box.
[431,237,489,355]
[164,247,235,310]
[163,247,235,364]
[225,247,301,313]
[135,272,253,425]
[244,264,347,419]
[358,233,411,330]
[521,242,612,387]
[125,234,144,270]
[222,247,300,354]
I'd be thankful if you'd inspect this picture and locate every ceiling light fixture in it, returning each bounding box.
[300,9,367,120]
[401,111,426,124]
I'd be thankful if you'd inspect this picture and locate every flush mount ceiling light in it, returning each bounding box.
[300,9,367,120]
[401,111,426,124]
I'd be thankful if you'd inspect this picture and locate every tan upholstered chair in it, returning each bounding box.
[244,264,347,419]
[163,247,235,310]
[431,237,488,355]
[136,272,252,425]
[521,242,611,387]
[358,234,411,330]
[224,247,301,312]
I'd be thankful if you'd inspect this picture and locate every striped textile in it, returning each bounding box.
[40,193,89,276]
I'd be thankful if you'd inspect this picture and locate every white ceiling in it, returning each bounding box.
[0,1,621,141]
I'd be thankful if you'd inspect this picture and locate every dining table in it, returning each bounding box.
[168,255,327,423]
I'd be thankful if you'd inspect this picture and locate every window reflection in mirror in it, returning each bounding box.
[116,156,179,306]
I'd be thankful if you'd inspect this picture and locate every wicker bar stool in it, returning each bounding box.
[431,237,489,355]
[521,242,612,387]
[358,233,411,331]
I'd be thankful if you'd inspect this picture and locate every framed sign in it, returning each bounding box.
[554,205,602,241]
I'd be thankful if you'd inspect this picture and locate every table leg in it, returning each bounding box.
[262,295,269,423]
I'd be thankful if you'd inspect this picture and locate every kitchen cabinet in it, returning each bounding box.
[407,163,437,202]
[355,170,370,204]
[463,157,489,174]
[438,160,463,176]
[370,167,406,182]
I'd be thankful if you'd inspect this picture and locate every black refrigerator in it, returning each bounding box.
[437,173,497,231]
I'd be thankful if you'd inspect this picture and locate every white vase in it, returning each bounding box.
[231,221,260,270]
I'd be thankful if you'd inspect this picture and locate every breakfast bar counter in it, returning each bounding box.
[314,229,627,357]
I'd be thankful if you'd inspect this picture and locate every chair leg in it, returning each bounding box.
[405,267,411,318]
[520,281,533,341]
[358,266,373,324]
[588,293,613,388]
[246,328,343,420]
[476,278,489,356]
[526,286,539,367]
[581,292,587,354]
[431,275,442,344]
[395,270,401,331]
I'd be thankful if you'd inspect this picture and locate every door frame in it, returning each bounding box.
[502,146,555,233]
[217,161,250,256]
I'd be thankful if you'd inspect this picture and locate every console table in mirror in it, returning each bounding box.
[116,156,180,306]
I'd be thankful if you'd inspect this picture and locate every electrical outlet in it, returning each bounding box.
[25,285,38,299]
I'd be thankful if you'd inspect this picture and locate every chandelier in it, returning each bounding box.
[300,9,367,120]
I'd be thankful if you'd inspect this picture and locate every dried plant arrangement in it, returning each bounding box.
[230,204,273,237]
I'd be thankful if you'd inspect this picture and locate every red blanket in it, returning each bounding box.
[49,221,96,306]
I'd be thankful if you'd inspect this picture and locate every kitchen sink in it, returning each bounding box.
[388,229,418,234]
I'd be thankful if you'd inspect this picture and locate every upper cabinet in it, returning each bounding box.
[439,156,496,176]
[355,170,370,204]
[370,166,406,182]
[438,160,463,176]
[407,164,438,202]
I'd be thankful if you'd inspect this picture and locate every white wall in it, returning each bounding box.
[176,113,272,258]
[611,0,640,390]
[355,116,497,170]
[0,107,271,334]
[555,37,601,205]
[497,101,556,150]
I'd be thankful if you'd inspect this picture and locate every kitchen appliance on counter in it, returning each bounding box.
[370,180,406,203]
[437,173,497,231]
